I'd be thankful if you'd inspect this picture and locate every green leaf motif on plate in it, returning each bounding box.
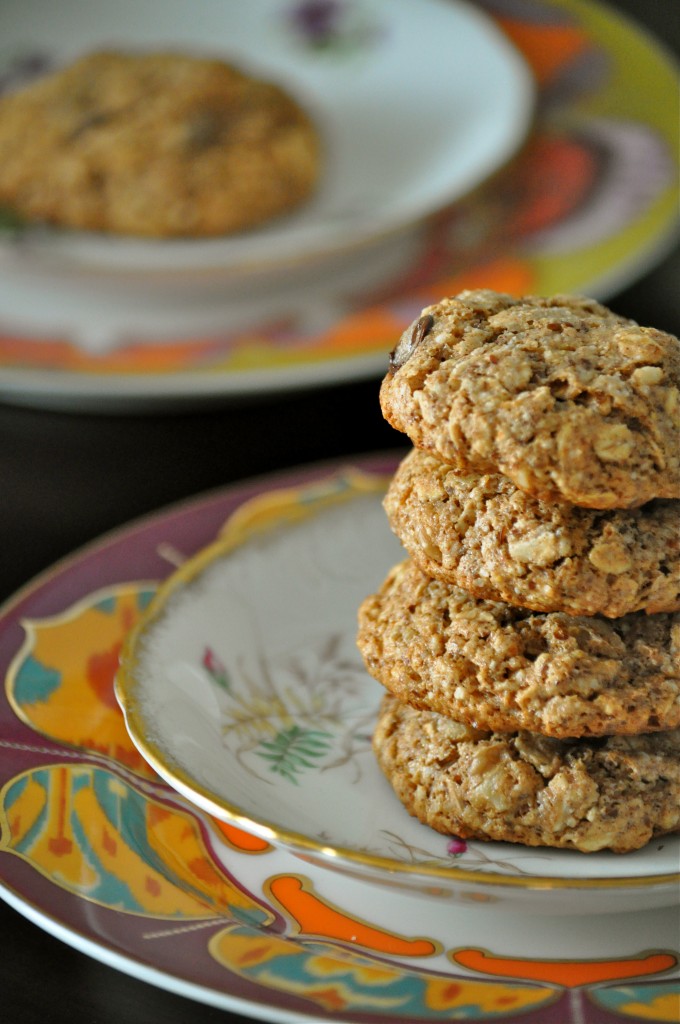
[256,725,332,784]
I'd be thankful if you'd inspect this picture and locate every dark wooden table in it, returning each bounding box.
[1,2,678,1021]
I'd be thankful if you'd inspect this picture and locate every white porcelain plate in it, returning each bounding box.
[0,0,533,279]
[116,467,680,914]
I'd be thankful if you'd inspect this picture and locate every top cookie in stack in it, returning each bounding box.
[358,290,680,854]
[380,290,680,509]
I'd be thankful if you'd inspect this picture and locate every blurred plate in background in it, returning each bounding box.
[0,0,677,410]
[0,0,533,280]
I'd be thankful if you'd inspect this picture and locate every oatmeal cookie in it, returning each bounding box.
[379,291,680,509]
[357,560,680,737]
[373,694,680,853]
[385,448,680,617]
[0,50,321,236]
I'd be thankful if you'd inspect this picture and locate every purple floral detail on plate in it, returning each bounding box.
[289,0,343,46]
[447,838,468,856]
[285,0,382,54]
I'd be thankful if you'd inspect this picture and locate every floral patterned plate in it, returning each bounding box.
[116,460,680,915]
[1,454,678,1022]
[0,0,678,410]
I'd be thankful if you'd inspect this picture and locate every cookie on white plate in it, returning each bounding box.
[0,50,321,237]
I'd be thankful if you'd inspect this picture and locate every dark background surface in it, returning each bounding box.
[1,2,678,1021]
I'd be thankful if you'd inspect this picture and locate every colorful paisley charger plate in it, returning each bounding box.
[0,0,678,410]
[1,455,679,1023]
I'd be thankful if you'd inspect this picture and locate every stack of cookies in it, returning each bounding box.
[357,290,680,853]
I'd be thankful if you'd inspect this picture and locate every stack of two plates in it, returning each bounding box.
[1,0,678,410]
[1,454,678,1022]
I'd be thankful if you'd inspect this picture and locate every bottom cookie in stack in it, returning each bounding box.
[357,558,680,853]
[372,693,680,854]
